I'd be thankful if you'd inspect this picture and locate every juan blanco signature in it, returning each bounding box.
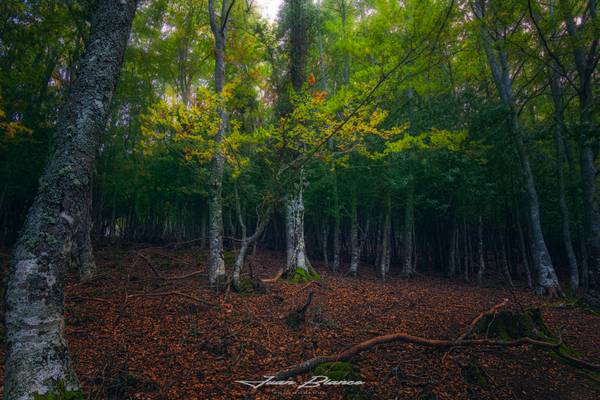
[235,375,365,389]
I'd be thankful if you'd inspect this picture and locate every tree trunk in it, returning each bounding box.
[449,219,457,277]
[517,218,533,288]
[475,0,560,294]
[477,216,485,285]
[401,178,415,278]
[332,171,341,272]
[561,0,600,292]
[286,171,310,274]
[550,72,579,292]
[207,0,231,287]
[380,193,391,280]
[4,1,137,398]
[74,185,96,281]
[321,222,329,269]
[349,188,360,277]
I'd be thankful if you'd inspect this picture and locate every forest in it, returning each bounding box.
[0,0,599,399]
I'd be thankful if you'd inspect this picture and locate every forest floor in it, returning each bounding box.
[1,243,599,400]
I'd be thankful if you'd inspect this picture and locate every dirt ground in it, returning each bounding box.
[1,243,599,399]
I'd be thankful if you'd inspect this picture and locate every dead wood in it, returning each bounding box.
[457,298,509,341]
[273,332,562,380]
[127,291,214,307]
[262,268,284,283]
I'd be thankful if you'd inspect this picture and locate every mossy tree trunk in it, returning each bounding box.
[4,1,138,398]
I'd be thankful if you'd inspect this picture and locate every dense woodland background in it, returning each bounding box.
[0,0,599,399]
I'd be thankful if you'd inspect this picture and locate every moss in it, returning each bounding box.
[289,267,321,284]
[313,361,360,381]
[475,309,546,340]
[223,251,236,266]
[33,381,84,400]
[233,276,265,295]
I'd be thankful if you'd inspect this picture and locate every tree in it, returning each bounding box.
[3,1,138,397]
[207,0,237,286]
[473,0,561,296]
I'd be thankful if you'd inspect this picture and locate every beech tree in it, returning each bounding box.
[3,0,138,398]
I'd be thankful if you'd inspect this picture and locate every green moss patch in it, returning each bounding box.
[33,381,84,400]
[313,361,361,381]
[289,267,321,284]
[233,276,265,295]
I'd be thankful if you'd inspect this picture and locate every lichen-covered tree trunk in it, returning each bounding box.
[286,172,310,274]
[74,187,96,281]
[4,1,138,398]
[207,0,230,287]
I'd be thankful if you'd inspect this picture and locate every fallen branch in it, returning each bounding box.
[273,332,562,380]
[127,291,214,307]
[262,268,284,283]
[557,349,600,371]
[457,298,509,341]
[165,270,207,280]
[290,280,321,296]
[136,251,165,281]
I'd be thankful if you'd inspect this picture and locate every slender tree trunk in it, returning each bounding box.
[332,171,341,272]
[561,0,600,292]
[401,178,415,278]
[207,0,231,287]
[349,188,360,277]
[449,218,457,277]
[380,193,391,280]
[477,216,486,285]
[463,219,470,282]
[4,1,137,398]
[550,73,579,292]
[286,171,310,274]
[322,222,329,269]
[500,232,513,286]
[476,0,560,295]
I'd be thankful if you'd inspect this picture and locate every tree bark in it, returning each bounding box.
[286,171,311,274]
[401,177,415,277]
[380,193,391,280]
[4,1,137,398]
[550,71,579,292]
[475,0,560,294]
[559,0,600,290]
[207,0,233,287]
[348,188,360,277]
[477,216,486,285]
